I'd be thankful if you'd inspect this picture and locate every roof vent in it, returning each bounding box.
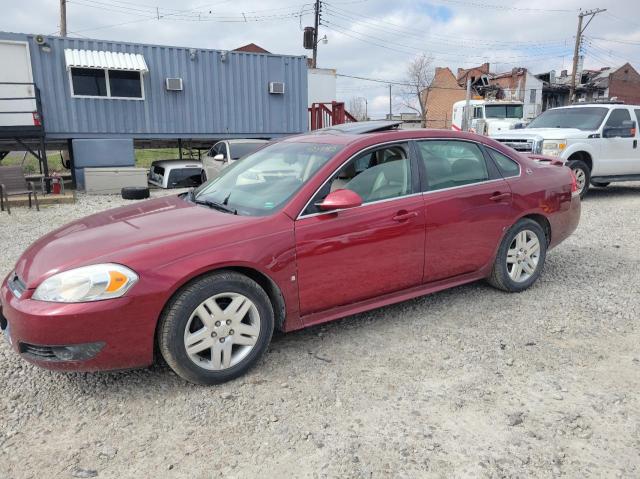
[165,78,183,91]
[269,81,285,94]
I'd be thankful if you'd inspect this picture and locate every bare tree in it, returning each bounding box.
[400,53,435,128]
[347,97,368,121]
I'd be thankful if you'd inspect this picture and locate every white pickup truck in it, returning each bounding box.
[492,103,640,197]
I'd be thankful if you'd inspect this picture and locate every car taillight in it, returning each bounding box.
[569,169,578,194]
[32,112,41,126]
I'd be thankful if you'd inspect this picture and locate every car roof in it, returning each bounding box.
[281,128,495,147]
[550,103,640,110]
[310,120,402,135]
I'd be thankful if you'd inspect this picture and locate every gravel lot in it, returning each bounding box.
[1,185,639,478]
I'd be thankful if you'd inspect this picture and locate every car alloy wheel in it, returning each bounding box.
[573,168,586,194]
[506,229,541,283]
[184,292,261,370]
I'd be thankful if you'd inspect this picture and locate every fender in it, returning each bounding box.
[561,141,598,171]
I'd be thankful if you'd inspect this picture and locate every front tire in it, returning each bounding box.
[567,159,590,199]
[488,219,547,293]
[158,271,274,385]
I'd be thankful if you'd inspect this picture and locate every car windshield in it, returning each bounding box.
[193,141,343,216]
[485,104,523,119]
[230,142,267,160]
[527,107,608,130]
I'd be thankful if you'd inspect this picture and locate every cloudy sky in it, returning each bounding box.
[3,0,640,117]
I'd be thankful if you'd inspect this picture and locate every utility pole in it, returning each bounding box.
[311,0,321,68]
[569,8,606,103]
[389,84,392,119]
[60,0,67,36]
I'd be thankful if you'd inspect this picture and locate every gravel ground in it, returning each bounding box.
[1,185,639,478]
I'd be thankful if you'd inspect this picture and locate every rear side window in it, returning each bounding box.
[635,109,640,129]
[417,140,489,191]
[488,149,520,178]
[605,109,631,128]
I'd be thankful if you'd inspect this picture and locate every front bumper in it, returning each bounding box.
[0,279,158,372]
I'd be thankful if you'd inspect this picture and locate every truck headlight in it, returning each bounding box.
[32,264,138,303]
[541,140,567,157]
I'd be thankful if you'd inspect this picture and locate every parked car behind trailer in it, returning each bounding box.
[201,139,269,182]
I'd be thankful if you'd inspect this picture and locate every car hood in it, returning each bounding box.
[492,128,590,140]
[14,195,262,288]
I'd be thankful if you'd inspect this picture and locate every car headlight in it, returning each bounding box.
[32,264,138,303]
[541,140,567,157]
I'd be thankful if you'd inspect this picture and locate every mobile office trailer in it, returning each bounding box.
[0,31,308,185]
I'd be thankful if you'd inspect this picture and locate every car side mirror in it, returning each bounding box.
[213,153,225,161]
[316,189,363,211]
[603,120,636,138]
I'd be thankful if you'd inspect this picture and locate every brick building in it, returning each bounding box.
[606,63,640,104]
[424,67,466,129]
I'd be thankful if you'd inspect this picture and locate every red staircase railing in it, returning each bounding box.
[308,101,358,130]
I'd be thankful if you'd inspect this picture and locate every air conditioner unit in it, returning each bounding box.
[165,78,183,91]
[269,82,285,94]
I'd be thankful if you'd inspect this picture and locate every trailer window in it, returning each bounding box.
[109,71,142,98]
[70,68,143,99]
[71,68,108,97]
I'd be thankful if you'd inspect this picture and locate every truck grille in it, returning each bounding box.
[495,139,535,153]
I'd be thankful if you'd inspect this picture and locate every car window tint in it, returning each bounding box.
[305,144,412,215]
[418,140,489,191]
[605,109,631,128]
[489,149,520,178]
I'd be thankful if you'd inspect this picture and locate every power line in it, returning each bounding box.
[431,0,574,13]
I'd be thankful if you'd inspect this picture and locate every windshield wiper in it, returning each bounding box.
[194,198,237,215]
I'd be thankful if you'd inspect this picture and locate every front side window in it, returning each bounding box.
[527,107,608,130]
[604,109,631,128]
[304,144,412,215]
[70,67,143,99]
[418,140,489,191]
[195,142,343,216]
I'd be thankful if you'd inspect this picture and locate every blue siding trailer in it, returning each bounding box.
[0,31,308,141]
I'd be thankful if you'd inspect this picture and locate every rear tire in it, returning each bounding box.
[488,219,547,293]
[157,271,274,385]
[567,159,590,199]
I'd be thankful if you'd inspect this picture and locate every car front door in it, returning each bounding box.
[416,139,515,283]
[294,142,425,317]
[598,108,637,175]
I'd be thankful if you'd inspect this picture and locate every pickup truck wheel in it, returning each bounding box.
[591,181,610,188]
[487,218,547,293]
[157,271,274,385]
[567,159,590,199]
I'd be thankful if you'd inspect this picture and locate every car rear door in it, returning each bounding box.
[294,142,425,317]
[416,139,514,283]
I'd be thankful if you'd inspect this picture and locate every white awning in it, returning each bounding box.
[64,49,148,72]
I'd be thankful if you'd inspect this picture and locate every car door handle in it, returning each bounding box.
[392,211,418,222]
[490,192,511,202]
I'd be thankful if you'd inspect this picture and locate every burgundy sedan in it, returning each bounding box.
[1,128,580,385]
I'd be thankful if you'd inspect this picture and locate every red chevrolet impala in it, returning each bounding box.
[1,126,580,385]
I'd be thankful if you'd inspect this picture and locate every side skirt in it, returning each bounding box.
[295,270,486,331]
[591,174,640,183]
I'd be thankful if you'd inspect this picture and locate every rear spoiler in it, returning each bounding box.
[526,154,565,167]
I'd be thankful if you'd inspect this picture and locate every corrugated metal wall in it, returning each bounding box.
[0,31,308,139]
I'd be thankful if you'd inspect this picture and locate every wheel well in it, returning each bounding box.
[567,151,592,172]
[223,266,287,331]
[523,214,551,245]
